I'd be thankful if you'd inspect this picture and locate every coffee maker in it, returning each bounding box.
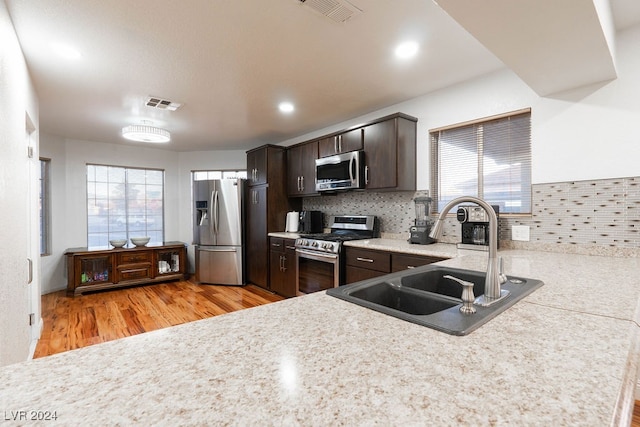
[299,211,323,233]
[456,204,499,250]
[409,197,435,245]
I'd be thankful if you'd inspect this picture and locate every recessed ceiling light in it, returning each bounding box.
[395,41,419,59]
[279,102,295,114]
[51,43,82,60]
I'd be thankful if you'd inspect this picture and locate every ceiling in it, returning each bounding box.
[5,0,640,152]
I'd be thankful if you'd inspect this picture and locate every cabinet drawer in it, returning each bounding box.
[119,251,152,264]
[118,266,152,281]
[270,238,284,252]
[391,253,445,272]
[345,248,390,273]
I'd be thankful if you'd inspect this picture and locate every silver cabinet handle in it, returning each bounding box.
[300,176,304,191]
[334,136,338,154]
[297,176,301,192]
[338,134,342,153]
[365,165,369,185]
[356,257,374,263]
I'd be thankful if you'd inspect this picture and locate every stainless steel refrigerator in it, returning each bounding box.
[193,178,245,285]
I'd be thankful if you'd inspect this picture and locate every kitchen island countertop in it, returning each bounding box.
[1,248,640,426]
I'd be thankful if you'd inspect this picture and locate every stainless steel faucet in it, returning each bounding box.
[429,196,508,306]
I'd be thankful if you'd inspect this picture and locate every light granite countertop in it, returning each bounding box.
[2,246,640,426]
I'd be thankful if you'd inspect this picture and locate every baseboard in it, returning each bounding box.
[27,318,44,361]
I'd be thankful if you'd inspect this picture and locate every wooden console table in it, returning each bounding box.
[65,241,187,296]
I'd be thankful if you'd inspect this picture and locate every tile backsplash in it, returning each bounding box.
[302,176,640,256]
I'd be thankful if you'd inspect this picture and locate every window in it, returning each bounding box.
[193,170,247,181]
[430,109,532,214]
[39,158,51,255]
[87,164,164,247]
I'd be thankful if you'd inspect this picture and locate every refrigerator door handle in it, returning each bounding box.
[213,190,219,235]
[209,190,215,237]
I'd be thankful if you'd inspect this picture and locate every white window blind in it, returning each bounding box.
[87,164,164,247]
[430,110,532,214]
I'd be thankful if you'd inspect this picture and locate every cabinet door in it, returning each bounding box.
[269,238,297,298]
[363,119,397,190]
[269,250,286,294]
[282,240,298,297]
[75,254,113,286]
[318,128,363,157]
[247,148,267,186]
[340,128,363,153]
[156,248,185,276]
[246,185,269,289]
[345,266,387,285]
[287,141,318,197]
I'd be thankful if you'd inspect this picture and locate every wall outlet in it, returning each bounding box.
[511,225,530,242]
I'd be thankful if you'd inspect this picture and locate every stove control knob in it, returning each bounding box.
[311,241,318,247]
[322,243,332,251]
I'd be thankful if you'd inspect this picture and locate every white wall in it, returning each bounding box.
[0,1,40,366]
[39,135,67,297]
[279,24,640,188]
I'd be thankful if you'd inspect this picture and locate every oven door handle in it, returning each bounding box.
[295,248,339,261]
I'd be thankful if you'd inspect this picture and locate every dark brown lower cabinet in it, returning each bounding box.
[345,246,446,285]
[269,237,297,298]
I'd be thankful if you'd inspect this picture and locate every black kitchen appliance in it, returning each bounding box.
[299,210,323,233]
[457,204,499,250]
[409,197,435,245]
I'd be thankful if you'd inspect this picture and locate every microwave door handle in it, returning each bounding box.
[349,154,355,183]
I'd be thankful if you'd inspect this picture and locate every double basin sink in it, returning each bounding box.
[327,264,544,335]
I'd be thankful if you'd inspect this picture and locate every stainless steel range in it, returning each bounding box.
[295,215,377,295]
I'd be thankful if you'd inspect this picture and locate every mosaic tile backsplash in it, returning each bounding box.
[302,176,640,254]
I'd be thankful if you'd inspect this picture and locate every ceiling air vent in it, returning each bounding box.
[298,0,362,23]
[145,96,182,111]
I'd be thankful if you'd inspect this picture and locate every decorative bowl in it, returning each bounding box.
[130,237,150,247]
[109,239,128,248]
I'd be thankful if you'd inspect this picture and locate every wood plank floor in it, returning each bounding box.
[34,280,283,358]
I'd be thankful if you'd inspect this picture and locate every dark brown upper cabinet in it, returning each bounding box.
[318,128,363,158]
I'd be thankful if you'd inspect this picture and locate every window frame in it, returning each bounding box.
[429,108,532,216]
[86,164,165,247]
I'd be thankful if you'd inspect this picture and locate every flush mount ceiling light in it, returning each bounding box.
[395,41,419,59]
[279,102,295,113]
[121,124,171,143]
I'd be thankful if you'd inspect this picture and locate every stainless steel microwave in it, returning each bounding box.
[315,150,365,192]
